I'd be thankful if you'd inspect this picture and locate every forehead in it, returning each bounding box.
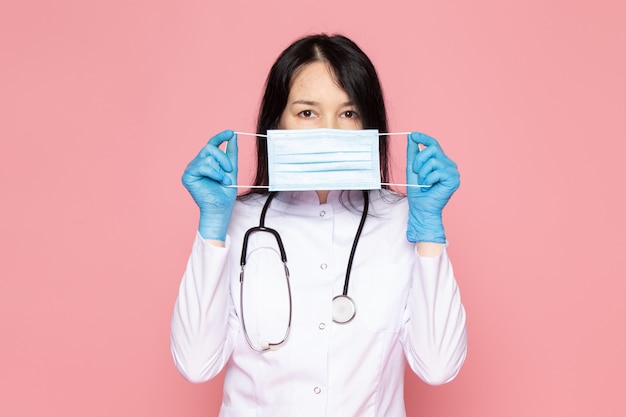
[288,61,349,101]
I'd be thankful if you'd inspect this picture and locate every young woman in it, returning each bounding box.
[171,34,467,416]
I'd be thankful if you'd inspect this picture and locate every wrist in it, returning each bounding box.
[198,211,231,241]
[407,211,445,243]
[415,242,444,257]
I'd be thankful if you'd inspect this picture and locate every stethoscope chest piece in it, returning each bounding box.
[332,295,356,324]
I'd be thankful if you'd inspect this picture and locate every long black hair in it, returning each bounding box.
[245,34,390,194]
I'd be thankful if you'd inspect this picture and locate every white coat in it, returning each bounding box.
[171,190,467,417]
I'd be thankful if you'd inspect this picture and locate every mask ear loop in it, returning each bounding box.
[227,132,269,189]
[235,131,268,137]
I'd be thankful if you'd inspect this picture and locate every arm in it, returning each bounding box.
[171,130,239,382]
[402,245,467,385]
[403,132,467,383]
[170,234,238,383]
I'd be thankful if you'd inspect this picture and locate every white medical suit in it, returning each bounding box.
[171,190,467,417]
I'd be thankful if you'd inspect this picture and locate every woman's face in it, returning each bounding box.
[278,61,362,130]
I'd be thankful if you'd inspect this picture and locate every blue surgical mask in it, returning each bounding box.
[266,128,381,191]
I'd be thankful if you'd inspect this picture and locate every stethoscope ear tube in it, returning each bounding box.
[240,226,288,268]
[240,192,285,268]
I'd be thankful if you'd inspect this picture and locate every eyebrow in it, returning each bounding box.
[290,100,355,107]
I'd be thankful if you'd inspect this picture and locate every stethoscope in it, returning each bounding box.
[239,190,369,352]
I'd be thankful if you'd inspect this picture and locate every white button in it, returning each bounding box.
[318,323,326,330]
[320,263,327,270]
[319,210,326,217]
[314,387,321,394]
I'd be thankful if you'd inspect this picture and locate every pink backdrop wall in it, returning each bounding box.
[2,0,625,415]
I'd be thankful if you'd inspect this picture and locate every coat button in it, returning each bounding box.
[318,323,326,330]
[320,263,327,270]
[319,210,326,217]
[314,387,321,394]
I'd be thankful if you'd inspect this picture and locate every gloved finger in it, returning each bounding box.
[406,133,420,185]
[413,140,455,171]
[411,146,438,184]
[190,158,233,186]
[199,131,236,173]
[421,166,460,191]
[194,145,232,176]
[439,165,461,189]
[208,130,236,148]
[416,157,445,186]
[225,132,238,183]
[409,132,439,171]
[411,132,440,149]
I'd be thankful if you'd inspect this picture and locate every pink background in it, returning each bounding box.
[2,0,625,415]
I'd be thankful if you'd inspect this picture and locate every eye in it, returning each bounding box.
[342,110,359,119]
[298,110,315,118]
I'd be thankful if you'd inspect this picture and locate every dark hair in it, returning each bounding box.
[245,33,390,194]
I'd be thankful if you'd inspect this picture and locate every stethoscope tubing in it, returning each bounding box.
[239,190,370,351]
[342,190,369,296]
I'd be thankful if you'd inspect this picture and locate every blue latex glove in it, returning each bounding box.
[406,132,460,243]
[182,130,238,241]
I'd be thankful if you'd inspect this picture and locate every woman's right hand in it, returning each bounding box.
[182,130,238,241]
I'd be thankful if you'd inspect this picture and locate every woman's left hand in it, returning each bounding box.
[406,132,460,243]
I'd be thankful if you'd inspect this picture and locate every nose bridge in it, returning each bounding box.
[320,114,340,129]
